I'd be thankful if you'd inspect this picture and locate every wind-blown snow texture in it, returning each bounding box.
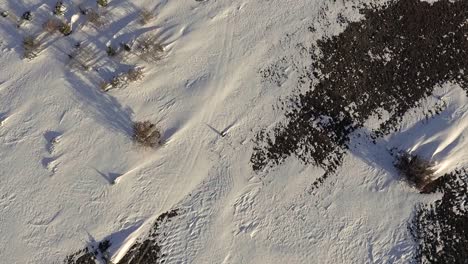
[0,0,467,263]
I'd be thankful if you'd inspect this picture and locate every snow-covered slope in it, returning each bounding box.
[0,0,467,263]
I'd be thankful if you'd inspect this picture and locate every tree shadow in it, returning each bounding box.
[93,167,123,185]
[63,220,144,264]
[100,220,144,256]
[62,69,134,136]
[44,130,62,152]
[349,131,395,170]
[4,0,54,16]
[0,112,8,123]
[0,10,24,57]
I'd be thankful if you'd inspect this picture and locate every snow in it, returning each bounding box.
[0,0,466,263]
[385,83,468,177]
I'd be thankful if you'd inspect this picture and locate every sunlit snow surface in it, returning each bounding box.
[0,0,467,263]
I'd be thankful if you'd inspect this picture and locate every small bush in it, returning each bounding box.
[59,23,72,36]
[394,151,435,190]
[87,9,106,28]
[21,11,32,21]
[126,67,144,82]
[101,74,129,91]
[100,81,112,91]
[134,34,164,62]
[101,67,144,91]
[43,19,61,33]
[106,45,118,56]
[23,35,41,59]
[97,0,109,7]
[54,1,67,16]
[120,42,132,52]
[139,8,155,25]
[133,121,161,148]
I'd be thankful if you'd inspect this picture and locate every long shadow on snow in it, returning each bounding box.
[63,209,179,264]
[63,70,133,136]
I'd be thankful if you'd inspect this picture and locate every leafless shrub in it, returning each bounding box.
[133,121,161,148]
[102,75,128,91]
[43,19,61,33]
[40,20,71,39]
[23,35,41,59]
[127,67,144,82]
[101,67,144,91]
[139,8,155,25]
[394,151,435,190]
[134,34,164,63]
[87,9,106,28]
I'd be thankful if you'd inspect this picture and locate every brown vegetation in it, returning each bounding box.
[133,121,161,148]
[101,67,144,91]
[86,10,106,28]
[134,34,164,62]
[23,35,41,59]
[394,152,435,190]
[42,19,61,33]
[139,8,155,25]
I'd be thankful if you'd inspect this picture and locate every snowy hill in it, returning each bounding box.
[0,0,467,263]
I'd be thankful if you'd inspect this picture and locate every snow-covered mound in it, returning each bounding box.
[0,0,467,263]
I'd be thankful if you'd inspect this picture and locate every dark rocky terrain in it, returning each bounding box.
[64,209,178,264]
[252,1,468,263]
[411,169,468,264]
[252,0,468,188]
